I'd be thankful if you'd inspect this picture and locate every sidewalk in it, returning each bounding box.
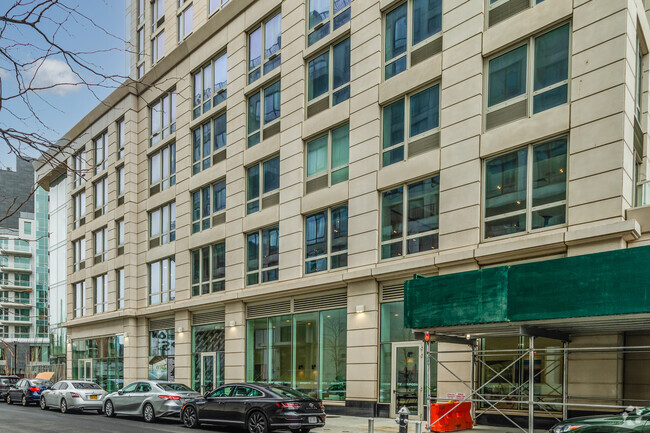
[311,415,548,433]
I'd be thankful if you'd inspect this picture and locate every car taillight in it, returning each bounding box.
[277,402,301,409]
[29,387,40,392]
[70,392,80,398]
[158,395,181,400]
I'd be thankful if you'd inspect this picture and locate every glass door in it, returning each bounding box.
[391,342,423,418]
[200,352,217,394]
[78,359,93,381]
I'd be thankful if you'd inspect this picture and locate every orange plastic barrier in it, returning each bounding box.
[430,401,474,432]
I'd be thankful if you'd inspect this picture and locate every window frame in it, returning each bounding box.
[208,0,230,16]
[117,165,125,199]
[304,204,348,274]
[247,11,282,84]
[72,149,86,188]
[482,136,568,240]
[73,281,86,318]
[149,142,176,192]
[149,256,176,305]
[306,37,351,114]
[191,112,227,174]
[383,0,443,81]
[177,2,193,42]
[116,219,125,248]
[117,118,125,160]
[150,89,177,145]
[192,52,228,119]
[93,176,108,215]
[247,80,281,148]
[93,131,108,175]
[94,274,108,314]
[306,0,352,47]
[152,30,165,65]
[191,179,226,234]
[72,238,86,272]
[116,268,125,309]
[191,242,226,296]
[380,175,440,260]
[246,225,279,286]
[305,123,349,190]
[152,0,165,32]
[381,83,441,167]
[93,227,108,263]
[149,202,176,247]
[246,155,280,215]
[73,190,87,229]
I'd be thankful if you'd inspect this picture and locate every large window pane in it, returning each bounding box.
[385,3,407,63]
[407,177,439,235]
[264,82,281,124]
[293,312,319,395]
[532,138,567,207]
[383,99,405,149]
[308,52,329,101]
[263,157,280,193]
[485,148,528,218]
[246,318,268,382]
[320,309,346,400]
[409,84,439,137]
[534,25,570,91]
[412,0,442,45]
[307,135,328,177]
[382,187,404,242]
[269,315,292,384]
[488,45,527,107]
[309,0,329,29]
[333,38,350,90]
[265,14,282,59]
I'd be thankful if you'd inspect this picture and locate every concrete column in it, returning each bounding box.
[175,310,191,386]
[225,300,246,383]
[124,316,140,384]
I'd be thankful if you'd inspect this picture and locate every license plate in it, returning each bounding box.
[308,417,318,424]
[89,395,97,400]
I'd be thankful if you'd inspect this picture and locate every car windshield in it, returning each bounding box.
[72,382,102,390]
[157,383,194,392]
[30,380,53,387]
[0,378,18,385]
[268,386,312,399]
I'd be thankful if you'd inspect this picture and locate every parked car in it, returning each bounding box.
[549,406,650,432]
[103,380,200,423]
[0,376,19,401]
[180,383,326,433]
[6,378,53,406]
[40,380,107,413]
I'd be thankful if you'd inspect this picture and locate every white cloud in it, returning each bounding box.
[28,58,81,96]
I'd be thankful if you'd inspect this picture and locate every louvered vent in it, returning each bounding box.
[150,317,175,331]
[381,284,404,302]
[488,0,529,27]
[247,300,291,319]
[293,291,347,313]
[192,309,226,326]
[485,99,527,130]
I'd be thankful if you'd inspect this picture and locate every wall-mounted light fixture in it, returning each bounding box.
[355,305,365,314]
[228,320,236,327]
[177,326,184,333]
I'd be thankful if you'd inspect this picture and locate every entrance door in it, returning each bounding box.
[78,359,93,381]
[200,352,217,395]
[391,342,424,418]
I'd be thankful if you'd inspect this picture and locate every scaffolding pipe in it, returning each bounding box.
[528,336,535,433]
[563,341,568,420]
[426,339,431,431]
[470,339,476,421]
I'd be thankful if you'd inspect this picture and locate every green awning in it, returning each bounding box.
[404,246,650,330]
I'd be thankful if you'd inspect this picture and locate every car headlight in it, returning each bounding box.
[551,425,587,433]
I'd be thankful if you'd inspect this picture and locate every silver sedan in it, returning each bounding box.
[40,380,107,413]
[103,380,201,423]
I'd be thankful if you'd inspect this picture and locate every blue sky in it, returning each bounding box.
[0,0,127,170]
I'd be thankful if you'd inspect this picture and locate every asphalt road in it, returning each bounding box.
[0,400,244,433]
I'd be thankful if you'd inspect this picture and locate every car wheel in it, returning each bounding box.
[60,398,68,414]
[182,406,199,428]
[21,395,27,407]
[6,394,11,405]
[40,397,47,410]
[143,403,155,423]
[104,400,116,417]
[247,411,269,433]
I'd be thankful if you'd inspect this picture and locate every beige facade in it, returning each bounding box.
[34,0,650,420]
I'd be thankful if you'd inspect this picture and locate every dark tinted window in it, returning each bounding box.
[72,382,101,390]
[136,383,151,393]
[208,386,234,398]
[157,383,194,392]
[233,386,263,397]
[268,386,311,399]
[0,378,18,385]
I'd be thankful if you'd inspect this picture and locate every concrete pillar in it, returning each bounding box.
[225,301,246,383]
[175,310,191,385]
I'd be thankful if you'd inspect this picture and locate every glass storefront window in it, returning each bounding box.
[149,329,175,381]
[294,312,319,396]
[72,335,124,393]
[191,323,225,393]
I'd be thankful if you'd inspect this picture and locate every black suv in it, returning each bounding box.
[0,376,19,401]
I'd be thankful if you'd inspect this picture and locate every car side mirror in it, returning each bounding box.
[117,389,124,395]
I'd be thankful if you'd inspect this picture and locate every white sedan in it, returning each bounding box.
[40,380,107,413]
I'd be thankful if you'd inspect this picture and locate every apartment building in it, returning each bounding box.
[0,158,49,376]
[33,0,650,423]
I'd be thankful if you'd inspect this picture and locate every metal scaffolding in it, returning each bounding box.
[423,335,650,433]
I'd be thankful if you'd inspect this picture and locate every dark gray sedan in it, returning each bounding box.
[103,380,200,423]
[40,380,107,413]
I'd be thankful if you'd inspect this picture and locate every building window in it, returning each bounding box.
[484,136,567,239]
[93,177,108,215]
[246,156,280,214]
[116,219,125,253]
[192,113,227,174]
[116,268,125,309]
[117,118,125,159]
[15,308,29,322]
[94,227,108,263]
[636,38,645,122]
[149,329,175,380]
[14,256,30,269]
[94,131,107,174]
[246,308,347,399]
[94,274,108,314]
[137,27,145,64]
[305,204,348,274]
[149,202,176,247]
[306,123,349,191]
[192,180,226,233]
[307,37,350,116]
[73,281,86,318]
[246,225,279,285]
[248,12,282,84]
[15,274,30,287]
[73,238,86,272]
[150,90,176,145]
[191,242,225,296]
[382,83,440,167]
[72,150,86,188]
[152,31,165,64]
[384,0,442,80]
[177,3,193,42]
[486,24,569,130]
[209,0,229,15]
[24,221,32,235]
[152,0,165,31]
[137,0,145,25]
[192,52,227,119]
[381,176,440,259]
[149,143,176,193]
[73,191,86,228]
[149,257,175,305]
[307,0,351,46]
[117,165,125,199]
[247,81,281,147]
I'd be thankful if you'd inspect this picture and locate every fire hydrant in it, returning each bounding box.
[395,406,409,433]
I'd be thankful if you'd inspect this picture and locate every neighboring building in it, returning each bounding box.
[31,0,650,424]
[0,157,49,376]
